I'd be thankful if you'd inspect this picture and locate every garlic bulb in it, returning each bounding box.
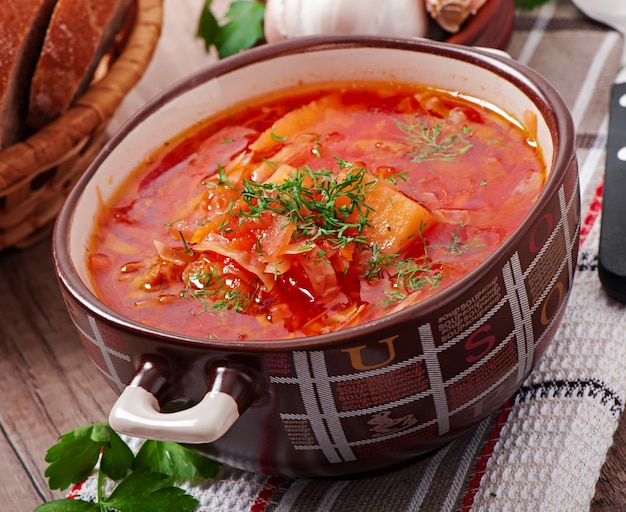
[264,0,430,43]
[424,0,488,33]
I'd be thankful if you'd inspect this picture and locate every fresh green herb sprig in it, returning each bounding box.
[238,159,377,249]
[35,422,220,512]
[197,0,265,59]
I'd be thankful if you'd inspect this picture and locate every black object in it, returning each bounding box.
[599,81,626,303]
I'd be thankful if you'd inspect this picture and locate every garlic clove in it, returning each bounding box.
[263,0,285,43]
[424,0,488,33]
[264,0,430,43]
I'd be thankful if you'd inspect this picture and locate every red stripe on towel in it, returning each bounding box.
[579,181,603,248]
[67,480,84,499]
[460,399,514,511]
[250,475,283,512]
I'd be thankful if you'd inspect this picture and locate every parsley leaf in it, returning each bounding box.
[196,0,220,51]
[34,501,99,511]
[36,423,220,512]
[100,426,135,481]
[104,469,198,512]
[197,0,265,58]
[43,422,132,491]
[38,470,200,512]
[134,439,221,479]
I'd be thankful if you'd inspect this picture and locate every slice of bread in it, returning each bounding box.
[26,0,133,131]
[0,0,58,149]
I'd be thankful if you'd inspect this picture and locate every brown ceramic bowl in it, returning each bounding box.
[53,36,579,478]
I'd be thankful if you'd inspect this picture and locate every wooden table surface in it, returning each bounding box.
[2,1,626,510]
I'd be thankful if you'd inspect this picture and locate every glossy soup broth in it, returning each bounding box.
[87,80,546,340]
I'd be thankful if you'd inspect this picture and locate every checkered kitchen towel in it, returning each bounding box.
[73,1,626,510]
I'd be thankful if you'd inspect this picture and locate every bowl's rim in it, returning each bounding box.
[53,35,577,353]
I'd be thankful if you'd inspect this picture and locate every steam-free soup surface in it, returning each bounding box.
[88,81,546,340]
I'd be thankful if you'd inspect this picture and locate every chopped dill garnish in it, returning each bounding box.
[217,163,237,190]
[270,131,287,142]
[180,268,258,313]
[394,258,444,292]
[383,171,409,185]
[379,290,407,309]
[217,216,233,233]
[179,231,194,256]
[442,230,485,256]
[393,116,473,162]
[364,242,446,308]
[236,159,377,249]
[262,158,279,169]
[363,244,398,280]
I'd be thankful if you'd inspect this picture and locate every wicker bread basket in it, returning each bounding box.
[0,0,163,250]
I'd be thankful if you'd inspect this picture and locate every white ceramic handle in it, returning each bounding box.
[109,385,240,444]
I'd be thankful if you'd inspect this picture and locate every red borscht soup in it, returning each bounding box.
[87,81,546,340]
